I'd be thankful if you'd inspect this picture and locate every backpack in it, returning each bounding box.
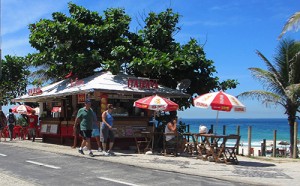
[8,113,15,124]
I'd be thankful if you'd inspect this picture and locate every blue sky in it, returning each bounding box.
[1,0,300,119]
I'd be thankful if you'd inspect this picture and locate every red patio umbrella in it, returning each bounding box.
[11,105,34,115]
[134,95,179,152]
[193,90,246,133]
[133,95,179,111]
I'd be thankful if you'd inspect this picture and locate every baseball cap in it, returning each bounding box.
[85,99,91,104]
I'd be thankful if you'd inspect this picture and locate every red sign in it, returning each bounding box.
[28,87,43,96]
[78,94,86,103]
[128,78,158,89]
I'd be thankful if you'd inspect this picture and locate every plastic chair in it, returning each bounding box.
[13,126,22,139]
[3,126,9,138]
[21,127,29,140]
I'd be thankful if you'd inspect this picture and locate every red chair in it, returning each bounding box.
[21,127,29,140]
[13,126,22,139]
[3,126,9,138]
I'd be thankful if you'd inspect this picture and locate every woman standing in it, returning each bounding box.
[0,110,7,142]
[101,104,115,156]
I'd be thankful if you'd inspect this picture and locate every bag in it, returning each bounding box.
[8,113,15,124]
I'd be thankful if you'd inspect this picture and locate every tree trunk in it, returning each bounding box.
[289,123,294,157]
[288,118,295,157]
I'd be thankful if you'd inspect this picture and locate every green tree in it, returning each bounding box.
[238,39,300,156]
[0,55,30,105]
[27,3,238,108]
[278,11,300,39]
[28,2,131,83]
[128,9,238,107]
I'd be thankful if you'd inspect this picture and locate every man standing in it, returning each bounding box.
[75,99,94,157]
[6,109,16,141]
[27,110,38,142]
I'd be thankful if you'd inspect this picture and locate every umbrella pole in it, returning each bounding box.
[215,111,219,134]
[152,111,156,152]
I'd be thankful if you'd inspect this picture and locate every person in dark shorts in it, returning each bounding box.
[101,104,115,156]
[75,99,94,157]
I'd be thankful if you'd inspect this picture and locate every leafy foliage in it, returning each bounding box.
[0,55,30,105]
[28,2,131,82]
[238,39,300,155]
[27,3,238,109]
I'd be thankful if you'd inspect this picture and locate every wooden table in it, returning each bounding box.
[195,133,227,162]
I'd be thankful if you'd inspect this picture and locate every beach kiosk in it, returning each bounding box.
[14,71,189,149]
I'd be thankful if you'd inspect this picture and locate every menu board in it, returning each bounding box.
[40,124,58,134]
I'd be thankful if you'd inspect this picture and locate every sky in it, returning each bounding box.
[1,0,300,119]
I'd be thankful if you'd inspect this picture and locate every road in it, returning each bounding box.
[0,144,248,186]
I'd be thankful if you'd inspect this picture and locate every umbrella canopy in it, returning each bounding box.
[133,95,179,111]
[193,91,246,133]
[193,90,246,112]
[33,107,40,115]
[11,105,33,115]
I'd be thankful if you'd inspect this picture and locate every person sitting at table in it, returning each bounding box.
[164,116,185,153]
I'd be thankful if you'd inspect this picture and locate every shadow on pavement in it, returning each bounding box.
[238,161,275,167]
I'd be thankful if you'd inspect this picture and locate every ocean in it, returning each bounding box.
[180,118,300,147]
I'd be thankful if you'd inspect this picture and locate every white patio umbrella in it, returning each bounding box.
[193,90,246,133]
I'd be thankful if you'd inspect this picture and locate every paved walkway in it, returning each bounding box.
[1,139,299,186]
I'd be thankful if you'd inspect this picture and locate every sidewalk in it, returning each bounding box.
[2,139,300,186]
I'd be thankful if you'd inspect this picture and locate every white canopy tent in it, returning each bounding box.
[14,71,189,102]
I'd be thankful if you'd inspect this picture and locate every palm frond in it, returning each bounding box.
[278,11,300,39]
[249,67,285,93]
[256,50,279,75]
[237,90,285,107]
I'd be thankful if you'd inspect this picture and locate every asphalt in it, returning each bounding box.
[1,139,300,186]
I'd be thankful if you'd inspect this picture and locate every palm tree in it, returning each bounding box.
[238,39,300,156]
[278,11,300,39]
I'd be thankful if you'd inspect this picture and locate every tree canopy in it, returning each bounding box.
[0,55,30,105]
[238,39,300,155]
[27,2,238,108]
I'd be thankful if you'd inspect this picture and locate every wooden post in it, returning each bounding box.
[210,124,214,144]
[248,126,252,157]
[262,139,266,156]
[272,130,277,157]
[236,126,240,155]
[223,125,226,135]
[293,121,298,158]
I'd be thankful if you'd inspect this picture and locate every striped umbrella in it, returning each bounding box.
[193,91,246,133]
[133,95,178,111]
[11,105,34,115]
